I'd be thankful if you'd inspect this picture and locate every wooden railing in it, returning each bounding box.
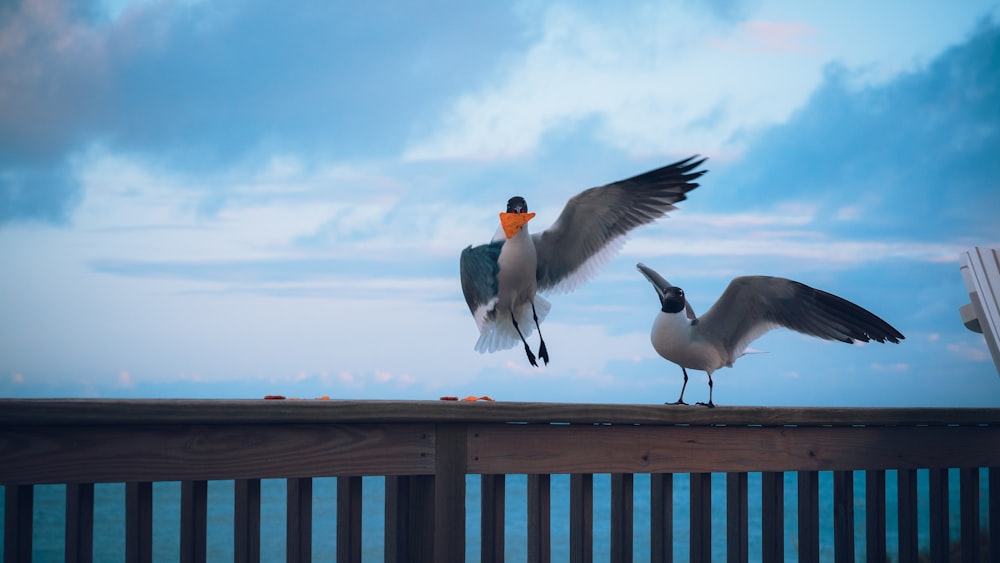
[2,400,999,562]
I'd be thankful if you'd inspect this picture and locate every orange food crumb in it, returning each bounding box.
[264,395,286,400]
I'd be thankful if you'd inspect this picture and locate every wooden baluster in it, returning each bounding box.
[959,467,980,563]
[865,470,886,563]
[528,474,551,563]
[481,474,506,563]
[650,473,673,563]
[990,467,1000,563]
[180,480,208,563]
[4,484,33,563]
[833,471,855,563]
[797,471,819,563]
[726,472,748,563]
[929,468,949,562]
[689,473,711,562]
[611,473,634,563]
[234,478,261,563]
[434,424,467,563]
[896,469,918,562]
[66,483,95,563]
[336,476,362,563]
[569,474,593,563]
[125,481,153,563]
[762,472,784,563]
[286,477,312,563]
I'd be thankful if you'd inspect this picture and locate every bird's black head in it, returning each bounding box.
[506,196,528,213]
[661,286,687,314]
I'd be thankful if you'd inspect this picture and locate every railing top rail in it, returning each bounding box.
[2,399,999,427]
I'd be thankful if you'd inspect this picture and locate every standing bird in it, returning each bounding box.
[460,156,707,366]
[636,262,904,406]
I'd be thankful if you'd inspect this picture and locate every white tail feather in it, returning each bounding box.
[474,295,552,353]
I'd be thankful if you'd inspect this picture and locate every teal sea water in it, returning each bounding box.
[2,469,991,561]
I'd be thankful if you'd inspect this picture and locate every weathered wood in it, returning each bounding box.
[798,471,819,563]
[650,473,673,563]
[467,424,1000,475]
[528,474,551,563]
[125,481,153,563]
[385,475,434,563]
[336,476,362,563]
[66,482,94,563]
[865,470,886,563]
[762,472,783,563]
[929,467,950,562]
[690,473,711,562]
[286,477,312,563]
[180,480,208,563]
[611,473,634,563]
[726,472,748,563]
[434,424,467,563]
[3,399,999,427]
[570,474,593,563]
[4,484,32,563]
[234,479,261,563]
[896,468,918,563]
[0,422,435,484]
[960,467,980,563]
[833,471,854,563]
[481,474,506,563]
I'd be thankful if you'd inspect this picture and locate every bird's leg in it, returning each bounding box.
[667,367,689,405]
[531,301,549,365]
[697,373,716,408]
[510,311,539,367]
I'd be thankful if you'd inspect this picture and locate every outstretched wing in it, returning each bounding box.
[534,156,707,294]
[697,276,905,362]
[459,240,504,330]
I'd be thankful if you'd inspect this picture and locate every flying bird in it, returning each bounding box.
[459,156,707,366]
[636,262,904,407]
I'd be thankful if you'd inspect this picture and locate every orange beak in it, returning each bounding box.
[499,212,535,239]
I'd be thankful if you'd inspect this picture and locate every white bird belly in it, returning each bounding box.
[495,230,537,313]
[651,312,724,373]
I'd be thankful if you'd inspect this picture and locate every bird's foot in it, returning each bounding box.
[666,400,688,406]
[538,341,549,365]
[696,401,716,409]
[523,344,538,367]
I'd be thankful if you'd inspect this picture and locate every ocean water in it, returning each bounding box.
[2,469,991,562]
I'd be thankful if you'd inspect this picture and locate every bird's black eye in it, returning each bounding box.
[506,196,528,213]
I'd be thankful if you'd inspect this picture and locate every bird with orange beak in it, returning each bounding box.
[460,156,707,366]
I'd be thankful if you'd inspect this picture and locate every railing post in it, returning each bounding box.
[896,468,918,562]
[960,467,980,563]
[434,423,467,563]
[336,476,362,563]
[865,470,886,563]
[929,468,950,562]
[385,475,434,563]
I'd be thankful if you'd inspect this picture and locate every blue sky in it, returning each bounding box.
[1,0,998,406]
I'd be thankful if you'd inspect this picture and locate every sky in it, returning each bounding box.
[1,0,999,406]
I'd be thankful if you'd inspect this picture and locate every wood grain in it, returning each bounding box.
[467,424,1000,474]
[3,399,999,427]
[0,422,434,484]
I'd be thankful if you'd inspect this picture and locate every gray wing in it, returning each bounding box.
[636,262,697,319]
[459,240,504,317]
[534,156,707,294]
[697,276,905,359]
